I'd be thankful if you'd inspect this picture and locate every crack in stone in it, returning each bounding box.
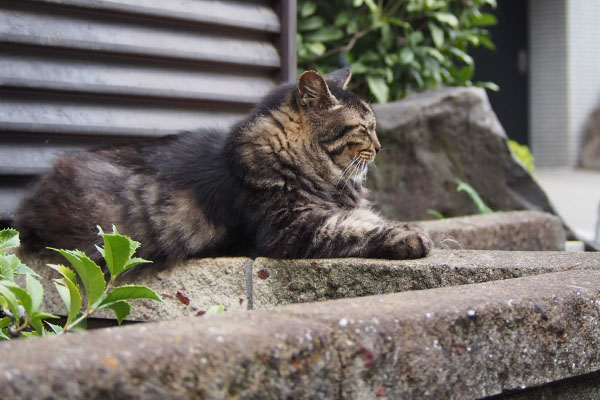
[244,258,256,310]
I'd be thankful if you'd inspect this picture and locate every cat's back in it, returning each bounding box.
[13,139,158,255]
[14,130,244,264]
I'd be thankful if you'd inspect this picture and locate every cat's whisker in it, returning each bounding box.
[341,158,364,191]
[362,162,369,185]
[357,160,368,185]
[335,156,360,188]
[340,163,358,192]
[335,161,353,188]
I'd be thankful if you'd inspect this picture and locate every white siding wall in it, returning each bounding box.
[529,0,568,167]
[566,1,600,165]
[530,0,600,167]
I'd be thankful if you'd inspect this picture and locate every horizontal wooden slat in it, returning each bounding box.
[0,133,133,175]
[0,94,247,136]
[0,0,294,221]
[0,3,281,68]
[0,48,275,104]
[0,185,26,220]
[24,0,281,33]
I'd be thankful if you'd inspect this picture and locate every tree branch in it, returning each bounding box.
[310,27,373,62]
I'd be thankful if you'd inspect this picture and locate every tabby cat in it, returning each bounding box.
[14,69,432,269]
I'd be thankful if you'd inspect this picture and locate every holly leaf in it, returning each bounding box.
[53,276,82,327]
[100,226,141,278]
[104,300,131,325]
[100,285,163,306]
[50,248,105,308]
[26,274,44,311]
[0,229,19,252]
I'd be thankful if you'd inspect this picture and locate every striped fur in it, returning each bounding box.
[14,69,431,269]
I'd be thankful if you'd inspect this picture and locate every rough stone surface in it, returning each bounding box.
[369,87,556,220]
[22,231,600,321]
[17,253,250,321]
[20,247,599,320]
[251,250,599,309]
[2,269,600,399]
[418,210,565,251]
[580,108,600,170]
[495,371,600,399]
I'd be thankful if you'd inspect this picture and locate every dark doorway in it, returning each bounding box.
[472,0,529,145]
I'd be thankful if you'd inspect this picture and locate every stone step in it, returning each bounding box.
[20,249,600,321]
[419,210,565,251]
[2,267,600,399]
[16,211,569,321]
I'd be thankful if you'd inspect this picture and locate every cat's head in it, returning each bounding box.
[296,69,380,177]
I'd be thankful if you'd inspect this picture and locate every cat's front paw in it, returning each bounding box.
[400,230,433,259]
[371,226,432,259]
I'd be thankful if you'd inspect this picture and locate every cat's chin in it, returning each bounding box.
[352,167,368,184]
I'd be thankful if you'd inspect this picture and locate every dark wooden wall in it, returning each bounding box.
[0,0,296,220]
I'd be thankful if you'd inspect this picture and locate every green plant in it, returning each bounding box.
[455,178,493,214]
[508,140,535,174]
[426,209,445,219]
[427,178,494,219]
[205,305,226,315]
[0,227,163,339]
[298,0,498,103]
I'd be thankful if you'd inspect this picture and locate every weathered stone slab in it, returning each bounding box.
[17,253,251,321]
[251,250,599,309]
[19,247,599,321]
[496,370,600,399]
[2,269,600,399]
[418,210,565,251]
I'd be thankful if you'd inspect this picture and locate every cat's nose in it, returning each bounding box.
[372,139,381,153]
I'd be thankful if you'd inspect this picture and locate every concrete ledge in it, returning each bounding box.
[418,210,565,251]
[19,250,599,321]
[2,269,600,399]
[251,250,597,309]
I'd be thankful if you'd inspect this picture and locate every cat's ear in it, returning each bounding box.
[325,68,352,90]
[297,70,336,108]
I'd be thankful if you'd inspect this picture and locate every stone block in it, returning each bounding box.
[17,253,251,321]
[419,210,566,251]
[18,247,600,320]
[250,249,598,308]
[2,268,600,399]
[368,87,556,220]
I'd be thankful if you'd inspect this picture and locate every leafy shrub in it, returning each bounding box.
[0,227,163,339]
[297,0,498,103]
[508,140,535,174]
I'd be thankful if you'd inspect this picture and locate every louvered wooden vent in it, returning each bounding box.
[0,0,296,220]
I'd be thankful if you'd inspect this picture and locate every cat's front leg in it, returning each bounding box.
[309,208,432,259]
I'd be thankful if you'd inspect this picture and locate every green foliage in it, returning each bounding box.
[426,209,445,219]
[428,178,494,219]
[298,0,498,102]
[455,178,493,214]
[206,304,226,315]
[0,227,163,339]
[508,140,535,174]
